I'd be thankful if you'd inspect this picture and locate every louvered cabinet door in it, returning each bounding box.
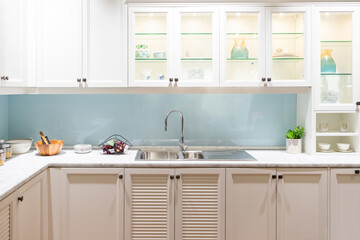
[125,169,175,240]
[226,168,276,240]
[175,168,225,240]
[0,192,15,240]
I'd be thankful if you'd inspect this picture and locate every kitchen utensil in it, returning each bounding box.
[40,131,50,145]
[318,143,331,151]
[337,143,350,151]
[153,52,166,59]
[74,144,92,154]
[6,139,33,154]
[319,122,329,132]
[339,121,349,132]
[35,140,64,156]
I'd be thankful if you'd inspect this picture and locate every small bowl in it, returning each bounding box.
[318,143,331,151]
[35,140,64,156]
[337,143,350,151]
[6,139,33,154]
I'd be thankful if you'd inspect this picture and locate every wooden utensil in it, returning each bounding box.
[40,131,50,145]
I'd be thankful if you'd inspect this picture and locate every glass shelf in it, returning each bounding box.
[321,41,352,43]
[226,33,258,35]
[135,58,167,61]
[227,58,258,61]
[135,33,167,35]
[272,57,304,60]
[321,73,352,76]
[181,58,212,61]
[181,33,212,35]
[316,132,359,137]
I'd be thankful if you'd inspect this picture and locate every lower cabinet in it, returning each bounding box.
[330,168,360,240]
[124,168,225,240]
[0,192,16,240]
[59,168,124,240]
[226,168,328,240]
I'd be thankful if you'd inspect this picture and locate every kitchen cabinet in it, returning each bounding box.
[17,170,47,240]
[59,168,124,240]
[220,6,311,87]
[330,168,360,240]
[0,0,33,87]
[0,192,16,240]
[128,7,219,87]
[124,168,225,240]
[226,168,327,240]
[37,0,126,87]
[313,6,360,111]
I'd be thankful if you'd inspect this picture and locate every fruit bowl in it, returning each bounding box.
[35,140,64,156]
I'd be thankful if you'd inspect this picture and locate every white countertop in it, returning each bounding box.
[1,149,360,201]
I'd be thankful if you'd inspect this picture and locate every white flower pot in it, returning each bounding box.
[286,138,302,154]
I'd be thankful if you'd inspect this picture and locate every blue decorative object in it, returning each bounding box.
[231,38,249,59]
[321,49,336,73]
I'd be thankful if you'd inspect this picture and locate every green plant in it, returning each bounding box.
[286,125,305,139]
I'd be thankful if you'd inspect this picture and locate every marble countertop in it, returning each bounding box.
[1,149,360,201]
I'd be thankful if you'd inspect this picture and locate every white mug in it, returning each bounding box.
[339,121,349,132]
[319,121,329,132]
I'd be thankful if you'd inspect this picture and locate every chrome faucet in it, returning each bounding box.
[164,110,187,152]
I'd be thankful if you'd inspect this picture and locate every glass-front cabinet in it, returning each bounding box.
[313,7,360,111]
[266,7,311,86]
[128,7,218,87]
[220,7,265,87]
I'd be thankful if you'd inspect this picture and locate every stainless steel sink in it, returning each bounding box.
[135,150,204,160]
[135,149,256,161]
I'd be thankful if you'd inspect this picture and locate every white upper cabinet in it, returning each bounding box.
[0,0,33,87]
[266,7,311,87]
[37,0,126,87]
[173,7,219,87]
[128,6,219,87]
[220,7,266,87]
[37,0,83,87]
[313,6,360,111]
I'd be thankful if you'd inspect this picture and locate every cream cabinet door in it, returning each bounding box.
[175,168,225,240]
[125,168,175,240]
[277,168,327,240]
[60,168,124,240]
[330,168,360,240]
[0,192,16,240]
[17,171,47,240]
[36,0,83,87]
[226,168,276,240]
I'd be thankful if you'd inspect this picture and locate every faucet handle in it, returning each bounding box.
[179,142,187,152]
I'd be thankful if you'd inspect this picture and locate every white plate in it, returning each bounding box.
[335,149,353,153]
[317,149,334,153]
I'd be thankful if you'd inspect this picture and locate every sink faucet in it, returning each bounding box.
[164,110,187,152]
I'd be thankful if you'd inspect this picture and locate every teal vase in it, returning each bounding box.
[231,38,249,59]
[321,49,336,73]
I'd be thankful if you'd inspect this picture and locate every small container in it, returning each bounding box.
[4,144,12,159]
[0,149,4,166]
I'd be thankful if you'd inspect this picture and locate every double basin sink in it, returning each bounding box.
[135,149,256,161]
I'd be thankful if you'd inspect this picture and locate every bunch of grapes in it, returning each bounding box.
[102,139,126,154]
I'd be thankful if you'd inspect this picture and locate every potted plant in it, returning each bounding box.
[285,125,305,154]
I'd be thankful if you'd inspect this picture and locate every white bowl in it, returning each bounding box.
[318,143,331,151]
[337,143,350,151]
[6,139,33,154]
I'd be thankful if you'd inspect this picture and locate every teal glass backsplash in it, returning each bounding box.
[0,96,8,140]
[7,94,296,146]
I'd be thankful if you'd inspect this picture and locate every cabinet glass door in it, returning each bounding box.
[266,7,311,86]
[314,7,359,111]
[174,8,219,87]
[220,7,265,86]
[129,8,173,87]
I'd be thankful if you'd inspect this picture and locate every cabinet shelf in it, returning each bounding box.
[321,41,352,43]
[135,33,167,35]
[135,58,167,61]
[181,58,212,61]
[321,73,352,76]
[272,57,304,60]
[227,58,258,61]
[226,33,258,35]
[316,132,359,137]
[181,33,212,35]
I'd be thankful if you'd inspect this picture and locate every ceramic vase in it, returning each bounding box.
[231,38,249,59]
[286,138,302,154]
[321,49,336,73]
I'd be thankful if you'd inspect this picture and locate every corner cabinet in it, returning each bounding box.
[59,168,124,240]
[124,168,225,240]
[36,0,126,87]
[128,7,219,87]
[226,168,327,240]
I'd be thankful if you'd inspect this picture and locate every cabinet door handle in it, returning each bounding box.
[278,175,283,179]
[356,102,360,112]
[169,78,173,82]
[272,175,277,179]
[174,78,178,82]
[119,174,123,179]
[77,78,81,83]
[176,175,180,179]
[170,175,174,180]
[261,78,266,82]
[267,78,271,82]
[355,170,360,174]
[0,76,4,80]
[82,78,86,83]
[18,196,24,202]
